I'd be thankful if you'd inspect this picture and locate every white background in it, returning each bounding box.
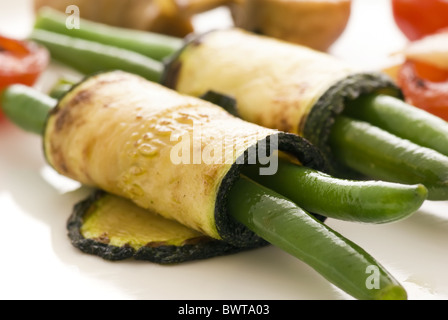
[1,0,448,300]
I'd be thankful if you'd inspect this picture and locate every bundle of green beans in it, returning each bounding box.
[31,8,448,201]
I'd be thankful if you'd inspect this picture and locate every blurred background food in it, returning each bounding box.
[34,0,196,37]
[0,35,49,118]
[175,0,230,16]
[394,32,448,121]
[392,0,448,41]
[230,0,351,52]
[381,0,448,122]
[34,0,352,51]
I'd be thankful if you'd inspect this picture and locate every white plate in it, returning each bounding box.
[1,0,448,300]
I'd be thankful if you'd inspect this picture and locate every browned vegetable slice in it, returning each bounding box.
[68,191,248,263]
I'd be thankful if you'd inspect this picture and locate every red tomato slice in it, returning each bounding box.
[0,35,49,118]
[392,0,448,41]
[397,60,448,121]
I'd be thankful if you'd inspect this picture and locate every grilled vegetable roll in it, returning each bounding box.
[162,28,402,173]
[45,70,325,247]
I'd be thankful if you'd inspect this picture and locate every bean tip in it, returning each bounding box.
[415,184,429,199]
[374,285,408,301]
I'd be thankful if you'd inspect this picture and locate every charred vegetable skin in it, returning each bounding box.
[68,190,250,264]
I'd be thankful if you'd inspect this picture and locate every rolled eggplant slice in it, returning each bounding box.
[162,29,402,173]
[45,71,325,248]
[68,190,249,264]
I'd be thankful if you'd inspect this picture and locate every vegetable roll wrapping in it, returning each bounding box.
[44,71,325,248]
[163,29,402,171]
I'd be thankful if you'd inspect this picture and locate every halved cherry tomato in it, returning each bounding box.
[0,35,49,118]
[392,0,448,41]
[397,60,448,120]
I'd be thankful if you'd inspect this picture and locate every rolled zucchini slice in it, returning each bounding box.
[68,190,249,264]
[162,28,402,173]
[45,71,325,249]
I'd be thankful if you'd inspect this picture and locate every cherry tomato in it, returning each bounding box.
[392,0,448,41]
[397,60,448,120]
[0,35,49,118]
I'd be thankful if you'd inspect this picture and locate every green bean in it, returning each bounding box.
[30,29,164,83]
[34,7,183,61]
[228,176,407,300]
[243,158,427,224]
[1,85,56,135]
[48,78,75,100]
[330,115,448,201]
[344,94,448,157]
